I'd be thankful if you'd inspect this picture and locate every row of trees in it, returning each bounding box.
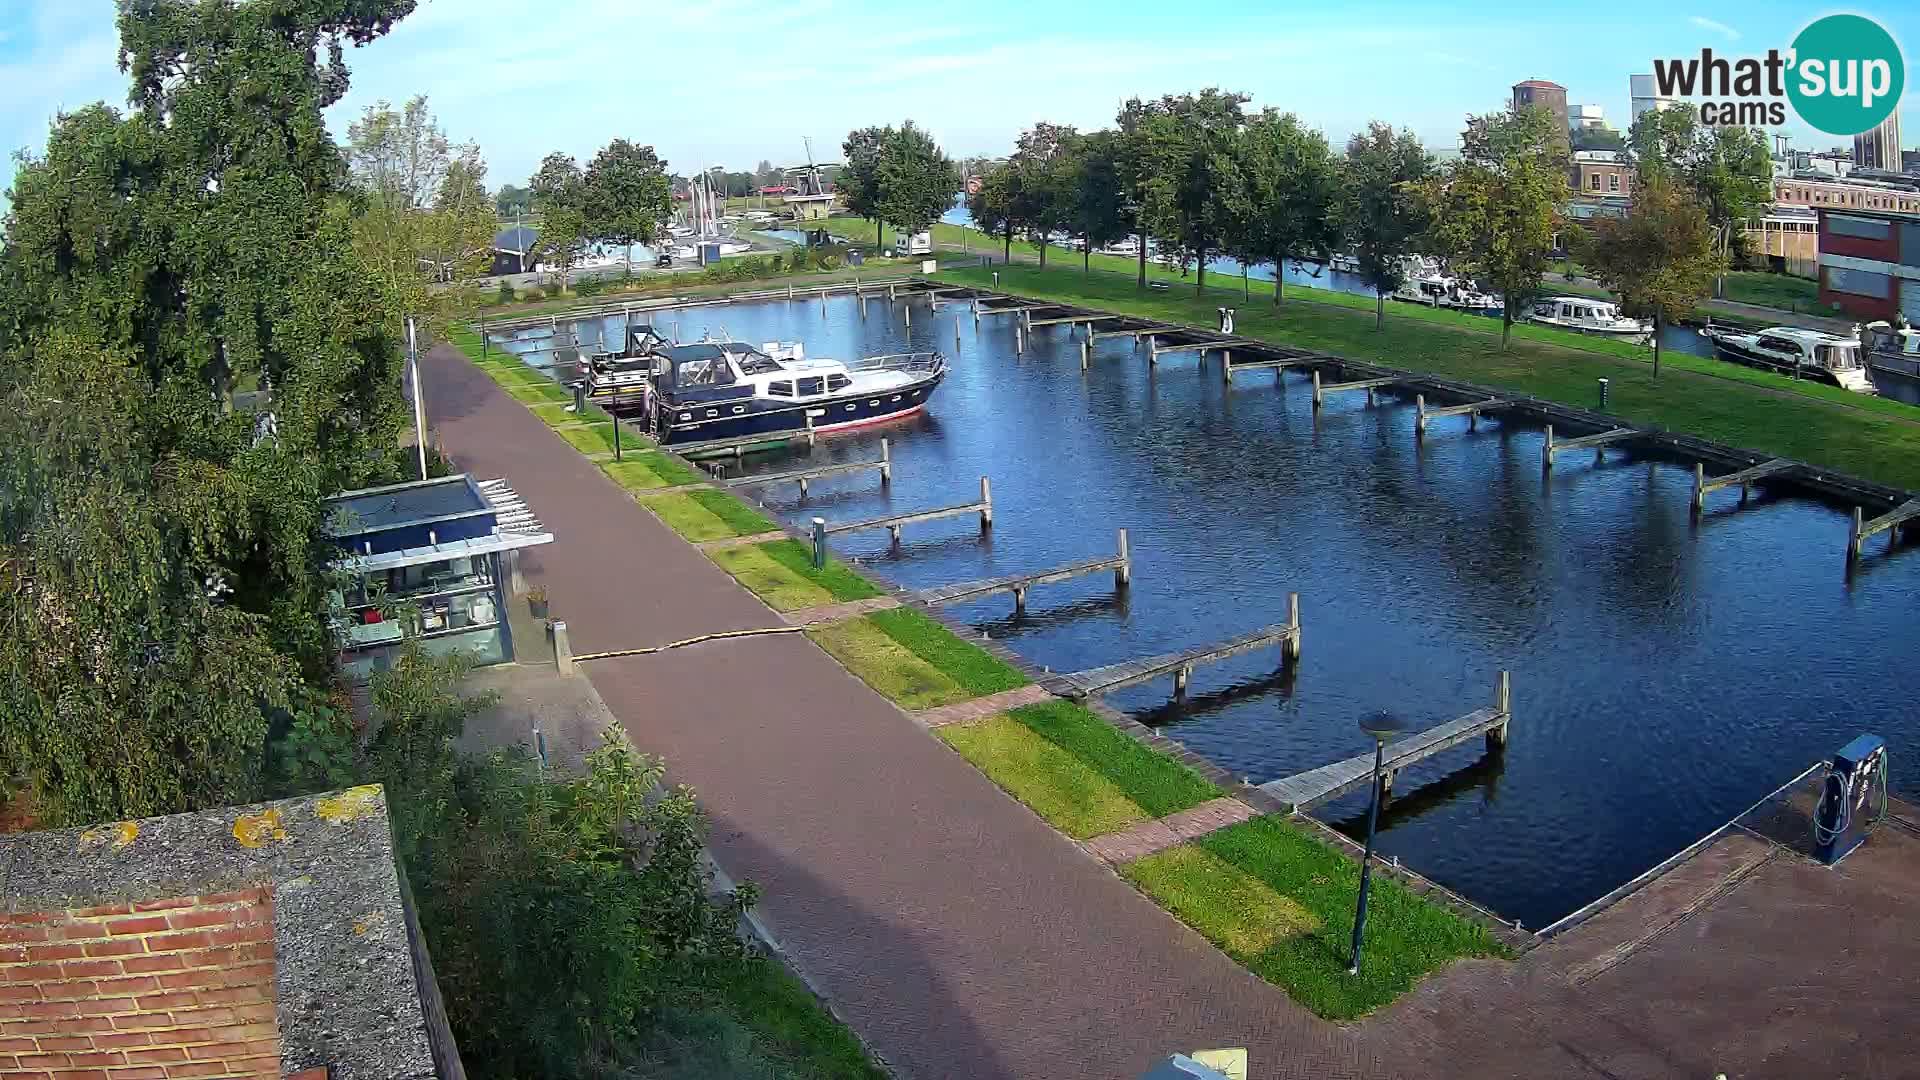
[527,140,676,285]
[961,90,1764,354]
[838,121,962,249]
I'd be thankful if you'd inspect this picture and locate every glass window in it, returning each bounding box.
[797,376,826,396]
[1828,214,1891,240]
[1608,174,1620,192]
[1899,224,1920,267]
[767,380,794,397]
[826,374,851,392]
[1826,266,1890,297]
[1589,174,1601,190]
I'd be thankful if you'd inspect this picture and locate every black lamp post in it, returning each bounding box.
[1349,709,1413,976]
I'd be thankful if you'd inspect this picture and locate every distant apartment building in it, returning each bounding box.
[1854,115,1904,173]
[1512,79,1569,145]
[1773,174,1920,215]
[1572,103,1607,130]
[1814,206,1920,322]
[1570,149,1633,197]
[1629,73,1676,125]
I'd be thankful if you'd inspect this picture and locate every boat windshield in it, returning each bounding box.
[674,358,735,387]
[1819,344,1860,370]
[735,351,784,376]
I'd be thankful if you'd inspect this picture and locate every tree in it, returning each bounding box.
[495,183,531,217]
[840,125,889,247]
[967,162,1019,262]
[1066,130,1129,274]
[1576,175,1724,379]
[874,121,959,246]
[584,139,674,277]
[529,152,588,289]
[1221,109,1341,306]
[1627,106,1771,296]
[753,159,777,188]
[1,0,417,825]
[1339,123,1432,330]
[1130,89,1250,294]
[1009,123,1078,269]
[1571,126,1627,153]
[1424,105,1568,349]
[345,96,492,326]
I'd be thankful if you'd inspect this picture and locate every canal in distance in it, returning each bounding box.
[518,293,1920,929]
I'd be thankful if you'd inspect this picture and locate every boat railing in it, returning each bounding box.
[844,350,944,374]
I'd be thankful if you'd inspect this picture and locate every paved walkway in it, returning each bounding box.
[422,342,1380,1080]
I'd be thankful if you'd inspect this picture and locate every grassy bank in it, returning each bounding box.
[806,607,1027,709]
[641,489,779,542]
[936,263,1920,490]
[710,539,883,612]
[1722,270,1820,311]
[628,954,887,1079]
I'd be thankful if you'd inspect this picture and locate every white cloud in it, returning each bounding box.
[1688,16,1742,41]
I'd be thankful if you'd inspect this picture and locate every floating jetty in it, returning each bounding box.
[1042,595,1301,701]
[724,440,891,495]
[912,531,1131,615]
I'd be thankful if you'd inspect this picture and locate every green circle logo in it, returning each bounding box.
[1787,14,1904,137]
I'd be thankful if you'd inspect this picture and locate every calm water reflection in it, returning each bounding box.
[509,294,1920,928]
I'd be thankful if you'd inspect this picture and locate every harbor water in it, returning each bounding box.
[501,294,1920,929]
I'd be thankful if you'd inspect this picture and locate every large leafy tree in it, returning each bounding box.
[1131,89,1249,294]
[967,161,1020,263]
[840,125,889,247]
[1627,106,1771,295]
[584,139,674,277]
[1424,105,1568,350]
[1339,123,1432,330]
[1066,130,1129,274]
[529,151,589,289]
[874,121,959,243]
[1576,175,1724,380]
[1008,123,1078,269]
[1221,109,1341,306]
[1,0,418,826]
[495,183,532,217]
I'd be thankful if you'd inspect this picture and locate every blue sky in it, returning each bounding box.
[1,1,1915,195]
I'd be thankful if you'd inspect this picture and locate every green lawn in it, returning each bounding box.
[937,262,1920,490]
[640,490,778,542]
[807,617,978,709]
[1125,816,1506,1021]
[601,453,707,492]
[560,421,655,456]
[505,379,573,405]
[710,540,882,612]
[937,700,1220,839]
[628,955,886,1079]
[1722,271,1820,312]
[863,607,1028,697]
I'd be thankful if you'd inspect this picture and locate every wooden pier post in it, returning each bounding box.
[1221,349,1232,383]
[797,476,809,498]
[788,283,794,300]
[1013,585,1028,616]
[1692,463,1707,513]
[1015,324,1024,355]
[1850,506,1865,560]
[1489,670,1512,750]
[880,438,892,486]
[1174,664,1191,696]
[889,284,896,301]
[1081,339,1090,371]
[888,523,903,545]
[1284,592,1302,661]
[905,304,912,329]
[1312,369,1323,409]
[1115,528,1131,587]
[1416,394,1427,436]
[979,476,993,530]
[1542,425,1555,472]
[811,517,828,568]
[957,317,963,348]
[805,412,817,448]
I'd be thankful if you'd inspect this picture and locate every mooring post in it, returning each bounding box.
[553,620,574,675]
[979,475,993,530]
[879,438,892,486]
[1174,664,1191,696]
[1489,670,1512,750]
[821,290,828,317]
[1366,384,1376,407]
[1692,462,1707,513]
[1284,592,1302,661]
[1469,406,1479,432]
[788,283,794,300]
[1312,369,1324,409]
[1013,585,1028,617]
[888,524,903,545]
[1015,324,1024,355]
[1115,528,1131,587]
[798,476,810,498]
[1542,425,1555,471]
[956,318,963,348]
[811,517,828,568]
[1222,349,1233,383]
[1850,506,1865,560]
[805,412,816,448]
[889,283,896,301]
[905,304,912,329]
[1081,339,1090,371]
[1416,394,1428,435]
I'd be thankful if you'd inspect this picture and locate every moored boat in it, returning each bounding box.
[1699,324,1874,393]
[1527,297,1650,340]
[651,341,946,444]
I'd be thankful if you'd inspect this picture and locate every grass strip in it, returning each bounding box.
[937,262,1920,490]
[938,716,1150,839]
[640,491,769,542]
[806,617,973,709]
[1125,816,1505,1020]
[600,454,705,492]
[711,540,882,611]
[633,955,887,1079]
[686,489,777,534]
[865,606,1028,697]
[505,379,573,405]
[1007,700,1218,817]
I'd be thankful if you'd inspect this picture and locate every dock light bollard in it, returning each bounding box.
[573,381,587,414]
[992,271,1000,286]
[1598,378,1610,409]
[553,620,574,675]
[812,517,828,569]
[1115,528,1131,587]
[979,476,993,530]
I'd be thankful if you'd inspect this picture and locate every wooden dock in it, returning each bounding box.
[1028,313,1116,329]
[1312,371,1397,408]
[1041,595,1301,700]
[1415,395,1517,434]
[1223,353,1328,382]
[810,477,992,563]
[912,531,1130,614]
[1692,459,1793,512]
[725,440,890,495]
[1542,424,1640,469]
[1849,496,1920,558]
[1259,673,1512,813]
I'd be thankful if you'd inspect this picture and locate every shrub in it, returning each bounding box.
[576,276,604,297]
[523,286,547,301]
[496,280,516,306]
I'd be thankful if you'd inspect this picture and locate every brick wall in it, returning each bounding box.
[0,888,281,1080]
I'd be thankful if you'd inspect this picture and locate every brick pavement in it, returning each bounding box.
[781,595,903,627]
[910,684,1054,728]
[1081,798,1261,865]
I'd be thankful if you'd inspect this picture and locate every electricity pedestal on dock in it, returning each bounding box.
[1349,710,1416,976]
[1598,378,1610,409]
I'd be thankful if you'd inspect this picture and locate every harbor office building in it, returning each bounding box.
[1815,207,1920,324]
[324,475,553,680]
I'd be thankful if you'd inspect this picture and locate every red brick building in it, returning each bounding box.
[1815,207,1920,322]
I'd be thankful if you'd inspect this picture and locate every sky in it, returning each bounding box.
[1,0,1916,196]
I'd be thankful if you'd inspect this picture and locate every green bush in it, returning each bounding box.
[576,276,604,297]
[523,286,548,301]
[496,280,515,306]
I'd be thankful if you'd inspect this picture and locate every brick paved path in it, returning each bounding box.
[1081,799,1260,865]
[422,344,1384,1080]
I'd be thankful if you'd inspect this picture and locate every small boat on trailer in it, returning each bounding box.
[650,341,946,445]
[1698,324,1874,393]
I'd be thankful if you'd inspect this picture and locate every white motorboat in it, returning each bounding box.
[1699,325,1874,392]
[1101,237,1141,257]
[1527,297,1651,339]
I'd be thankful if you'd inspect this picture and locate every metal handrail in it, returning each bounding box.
[844,350,944,373]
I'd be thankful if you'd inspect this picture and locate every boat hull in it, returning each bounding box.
[656,370,945,445]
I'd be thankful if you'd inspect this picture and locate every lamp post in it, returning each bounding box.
[1349,710,1413,976]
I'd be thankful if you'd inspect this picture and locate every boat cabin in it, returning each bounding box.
[1750,328,1864,373]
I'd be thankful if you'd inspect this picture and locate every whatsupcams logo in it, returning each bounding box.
[1651,13,1904,135]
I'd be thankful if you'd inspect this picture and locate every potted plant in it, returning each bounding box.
[526,584,549,621]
